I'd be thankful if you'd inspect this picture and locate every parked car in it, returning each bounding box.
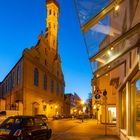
[0,116,52,140]
[0,111,8,124]
[35,114,48,122]
[0,110,22,124]
[53,115,61,120]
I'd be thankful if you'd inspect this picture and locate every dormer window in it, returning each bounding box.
[34,68,39,86]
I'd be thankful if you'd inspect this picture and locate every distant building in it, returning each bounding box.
[0,0,65,117]
[64,93,82,115]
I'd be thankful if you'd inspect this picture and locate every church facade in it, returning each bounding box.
[0,0,65,117]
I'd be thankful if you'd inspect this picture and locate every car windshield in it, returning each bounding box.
[1,117,22,126]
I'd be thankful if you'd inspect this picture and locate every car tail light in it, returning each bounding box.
[13,129,22,136]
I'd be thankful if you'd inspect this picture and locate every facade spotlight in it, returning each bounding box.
[115,5,119,11]
[55,105,58,109]
[107,50,111,56]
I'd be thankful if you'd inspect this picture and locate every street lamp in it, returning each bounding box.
[81,100,84,105]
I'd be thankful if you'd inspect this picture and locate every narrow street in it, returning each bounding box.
[48,119,120,140]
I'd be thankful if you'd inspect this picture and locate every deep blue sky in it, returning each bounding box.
[0,0,92,100]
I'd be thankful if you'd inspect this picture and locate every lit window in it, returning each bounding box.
[17,65,21,85]
[44,75,47,90]
[34,68,39,86]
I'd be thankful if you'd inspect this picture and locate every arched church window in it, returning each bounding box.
[34,68,39,86]
[17,65,21,85]
[44,74,47,90]
[56,83,59,95]
[50,80,54,93]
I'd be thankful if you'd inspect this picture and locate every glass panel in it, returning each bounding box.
[84,15,110,58]
[136,79,140,137]
[90,29,140,74]
[75,0,140,74]
[75,0,110,26]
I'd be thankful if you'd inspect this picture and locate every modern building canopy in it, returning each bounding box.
[74,0,140,77]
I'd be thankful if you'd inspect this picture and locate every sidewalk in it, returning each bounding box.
[50,119,120,140]
[75,119,120,140]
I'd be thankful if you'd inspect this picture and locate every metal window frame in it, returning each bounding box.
[89,23,140,62]
[79,0,123,33]
[94,44,140,79]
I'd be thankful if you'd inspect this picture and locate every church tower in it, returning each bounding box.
[46,0,59,51]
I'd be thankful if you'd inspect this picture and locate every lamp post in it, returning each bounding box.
[55,105,58,115]
[94,89,107,135]
[81,100,85,122]
[103,90,107,136]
